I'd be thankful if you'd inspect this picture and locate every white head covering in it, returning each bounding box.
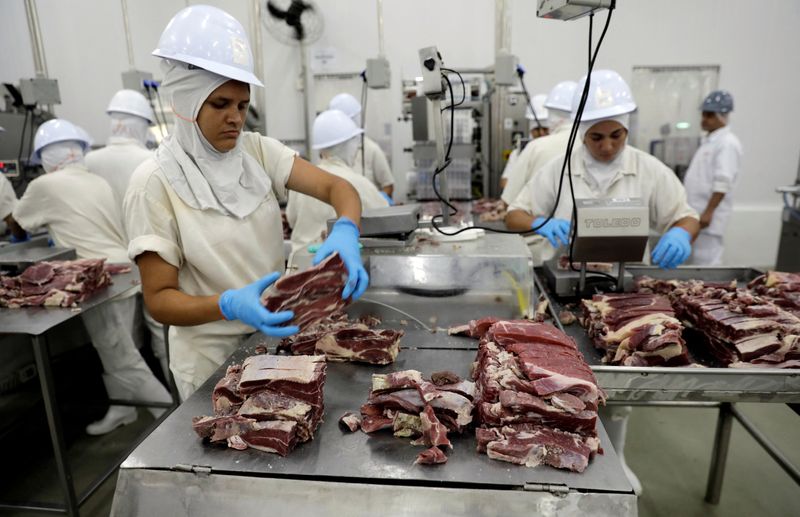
[40,141,86,173]
[547,108,571,132]
[578,113,630,142]
[108,113,150,147]
[320,136,360,167]
[155,60,271,219]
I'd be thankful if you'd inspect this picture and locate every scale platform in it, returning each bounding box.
[542,259,634,298]
[0,236,76,273]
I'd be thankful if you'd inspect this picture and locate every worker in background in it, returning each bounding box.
[124,5,368,400]
[85,89,168,379]
[9,119,171,435]
[328,93,394,201]
[683,90,742,265]
[287,110,389,252]
[499,93,549,190]
[505,71,701,495]
[0,127,27,241]
[500,80,578,204]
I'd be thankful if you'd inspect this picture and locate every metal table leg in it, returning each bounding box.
[32,334,79,516]
[705,402,734,504]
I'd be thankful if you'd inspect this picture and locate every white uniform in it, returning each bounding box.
[501,123,571,206]
[683,126,743,265]
[124,132,296,397]
[509,145,698,263]
[500,148,521,181]
[13,165,170,413]
[85,136,153,208]
[287,156,389,252]
[352,136,393,189]
[1,174,17,220]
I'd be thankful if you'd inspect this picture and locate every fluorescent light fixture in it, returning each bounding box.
[675,122,691,130]
[415,76,424,82]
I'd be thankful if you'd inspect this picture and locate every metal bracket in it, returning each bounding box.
[523,482,570,497]
[174,464,212,476]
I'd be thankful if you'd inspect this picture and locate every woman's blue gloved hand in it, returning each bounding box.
[313,217,369,300]
[532,216,571,248]
[379,191,394,206]
[218,272,299,337]
[652,227,692,269]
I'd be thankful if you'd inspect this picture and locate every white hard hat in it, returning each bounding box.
[107,89,155,124]
[545,80,578,112]
[152,5,263,87]
[572,70,636,122]
[328,93,362,118]
[313,110,364,150]
[31,119,92,164]
[527,94,549,125]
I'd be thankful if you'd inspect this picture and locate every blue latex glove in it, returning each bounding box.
[532,216,571,248]
[379,191,394,206]
[9,233,30,244]
[313,217,369,300]
[652,227,692,269]
[219,272,299,337]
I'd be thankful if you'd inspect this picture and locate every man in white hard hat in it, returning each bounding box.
[499,93,549,190]
[85,89,168,379]
[328,93,394,200]
[683,90,742,265]
[505,71,701,495]
[501,81,578,204]
[287,110,389,252]
[9,119,172,435]
[0,126,27,241]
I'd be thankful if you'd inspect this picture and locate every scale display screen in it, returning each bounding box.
[0,160,19,178]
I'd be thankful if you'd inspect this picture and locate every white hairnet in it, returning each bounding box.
[109,113,150,146]
[40,141,85,173]
[321,135,360,167]
[155,60,271,218]
[547,108,571,131]
[579,113,630,142]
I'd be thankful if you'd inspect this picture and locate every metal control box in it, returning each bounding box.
[494,52,518,86]
[19,78,60,106]
[573,197,649,262]
[537,0,612,20]
[366,57,391,89]
[418,46,444,98]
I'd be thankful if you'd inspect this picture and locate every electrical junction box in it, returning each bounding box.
[418,46,444,98]
[572,197,649,262]
[494,52,518,86]
[366,57,391,89]
[122,70,154,94]
[537,0,612,21]
[19,78,60,106]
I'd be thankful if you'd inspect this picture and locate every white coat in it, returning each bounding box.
[353,136,394,189]
[124,132,296,396]
[85,137,154,208]
[501,124,572,205]
[0,174,17,220]
[287,156,389,252]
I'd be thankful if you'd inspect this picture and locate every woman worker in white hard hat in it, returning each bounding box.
[123,5,368,400]
[505,70,701,494]
[499,93,550,190]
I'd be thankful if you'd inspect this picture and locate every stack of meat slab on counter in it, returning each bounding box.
[264,254,404,364]
[580,293,689,366]
[467,318,604,472]
[193,354,327,456]
[748,271,800,317]
[344,370,477,465]
[637,277,800,368]
[0,258,129,308]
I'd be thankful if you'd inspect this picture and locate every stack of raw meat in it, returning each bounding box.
[278,312,404,365]
[468,319,604,472]
[192,354,327,456]
[580,293,690,366]
[748,271,800,317]
[344,369,476,465]
[0,258,126,308]
[472,198,507,223]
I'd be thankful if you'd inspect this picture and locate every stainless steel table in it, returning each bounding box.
[113,319,635,516]
[0,271,176,516]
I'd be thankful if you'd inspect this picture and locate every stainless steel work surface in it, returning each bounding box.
[538,267,800,403]
[122,346,633,494]
[0,271,140,336]
[0,237,76,272]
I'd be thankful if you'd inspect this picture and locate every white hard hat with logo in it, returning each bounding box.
[152,4,263,86]
[545,80,578,112]
[313,110,364,150]
[572,70,636,122]
[328,93,362,119]
[30,119,93,164]
[106,89,155,124]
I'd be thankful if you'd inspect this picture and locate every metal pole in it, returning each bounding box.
[120,0,136,69]
[248,0,267,134]
[24,0,48,78]
[430,96,450,226]
[579,262,587,293]
[705,402,734,504]
[376,0,386,57]
[32,335,79,516]
[617,261,625,291]
[730,405,800,485]
[300,42,313,160]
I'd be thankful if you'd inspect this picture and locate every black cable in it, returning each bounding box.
[440,67,466,110]
[17,109,29,163]
[517,69,544,131]
[144,84,167,138]
[588,12,593,69]
[360,71,367,176]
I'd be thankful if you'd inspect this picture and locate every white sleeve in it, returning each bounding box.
[368,139,394,187]
[0,175,17,220]
[12,178,49,231]
[501,149,519,179]
[507,158,558,217]
[711,140,741,193]
[650,161,699,233]
[240,132,298,202]
[123,162,183,268]
[501,145,536,205]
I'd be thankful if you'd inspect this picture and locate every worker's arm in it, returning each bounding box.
[3,215,28,241]
[286,157,362,226]
[699,192,725,229]
[136,251,223,326]
[499,178,508,190]
[671,215,701,241]
[505,209,535,231]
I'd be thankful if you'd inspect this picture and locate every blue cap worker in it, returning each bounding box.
[287,110,389,252]
[501,80,577,206]
[84,89,169,379]
[500,94,550,190]
[124,5,369,400]
[505,70,700,270]
[328,93,394,200]
[10,119,172,435]
[683,90,743,265]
